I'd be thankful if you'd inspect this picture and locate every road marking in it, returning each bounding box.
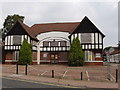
[86,71,90,81]
[2,76,82,88]
[41,71,48,76]
[62,70,68,78]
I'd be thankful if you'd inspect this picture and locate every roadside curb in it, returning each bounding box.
[2,73,118,89]
[2,75,87,88]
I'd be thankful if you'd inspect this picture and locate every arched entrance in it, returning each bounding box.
[36,31,70,64]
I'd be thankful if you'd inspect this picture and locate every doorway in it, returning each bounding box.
[50,53,59,64]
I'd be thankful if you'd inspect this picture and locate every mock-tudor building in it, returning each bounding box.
[3,16,105,65]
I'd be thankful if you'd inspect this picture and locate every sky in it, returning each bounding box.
[0,0,119,48]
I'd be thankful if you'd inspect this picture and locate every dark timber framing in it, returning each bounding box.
[3,16,105,65]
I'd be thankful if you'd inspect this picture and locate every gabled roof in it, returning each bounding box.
[5,20,38,41]
[69,16,105,37]
[17,20,38,41]
[30,22,80,37]
[4,16,105,41]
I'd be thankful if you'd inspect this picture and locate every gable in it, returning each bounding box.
[5,20,38,41]
[7,21,28,35]
[70,16,105,37]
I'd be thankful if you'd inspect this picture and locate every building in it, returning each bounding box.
[3,16,105,65]
[109,41,120,63]
[110,50,120,63]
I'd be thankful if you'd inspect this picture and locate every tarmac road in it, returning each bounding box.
[1,77,117,90]
[2,77,66,88]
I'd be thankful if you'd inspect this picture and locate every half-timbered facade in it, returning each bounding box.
[3,16,105,65]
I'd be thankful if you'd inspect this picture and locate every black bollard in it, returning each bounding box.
[16,64,18,74]
[81,72,83,80]
[52,70,54,78]
[116,69,118,83]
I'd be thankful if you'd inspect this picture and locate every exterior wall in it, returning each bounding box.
[84,50,103,62]
[5,51,18,64]
[5,51,38,64]
[36,31,70,64]
[85,62,103,66]
[110,53,120,63]
[4,35,37,51]
[71,33,103,50]
[40,51,69,64]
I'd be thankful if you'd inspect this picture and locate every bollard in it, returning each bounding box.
[81,72,83,80]
[25,64,28,75]
[16,64,18,74]
[116,69,118,83]
[52,70,54,78]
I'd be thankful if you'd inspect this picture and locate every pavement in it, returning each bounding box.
[2,72,118,89]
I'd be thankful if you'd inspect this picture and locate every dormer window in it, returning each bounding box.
[13,35,21,45]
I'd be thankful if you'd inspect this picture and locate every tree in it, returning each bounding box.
[1,14,24,37]
[18,39,32,65]
[68,37,85,66]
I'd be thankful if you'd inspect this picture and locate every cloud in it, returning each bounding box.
[1,1,118,47]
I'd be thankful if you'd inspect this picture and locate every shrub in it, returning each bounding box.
[18,39,32,65]
[68,37,85,66]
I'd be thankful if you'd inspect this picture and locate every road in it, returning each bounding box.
[2,77,67,88]
[1,77,118,90]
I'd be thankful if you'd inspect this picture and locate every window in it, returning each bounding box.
[12,51,19,61]
[59,52,68,61]
[60,41,66,46]
[95,53,101,58]
[50,41,58,46]
[32,52,37,60]
[85,51,93,61]
[43,41,49,47]
[81,33,91,43]
[42,52,48,60]
[13,35,21,45]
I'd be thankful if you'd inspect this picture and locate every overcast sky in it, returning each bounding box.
[0,0,119,48]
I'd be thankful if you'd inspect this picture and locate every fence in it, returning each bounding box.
[2,64,118,83]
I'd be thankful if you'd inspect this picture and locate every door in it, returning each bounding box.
[50,53,58,64]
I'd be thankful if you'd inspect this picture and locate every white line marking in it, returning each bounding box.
[110,74,116,81]
[41,71,48,76]
[86,71,90,81]
[62,70,68,78]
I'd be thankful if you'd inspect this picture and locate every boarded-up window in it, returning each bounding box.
[5,52,12,60]
[43,41,49,47]
[42,52,48,60]
[32,52,37,60]
[60,41,66,46]
[50,41,58,46]
[81,33,91,43]
[13,35,21,45]
[12,51,19,61]
[59,52,68,61]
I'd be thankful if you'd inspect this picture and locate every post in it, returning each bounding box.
[116,69,118,83]
[25,64,28,75]
[52,70,54,78]
[81,72,83,80]
[16,64,18,74]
